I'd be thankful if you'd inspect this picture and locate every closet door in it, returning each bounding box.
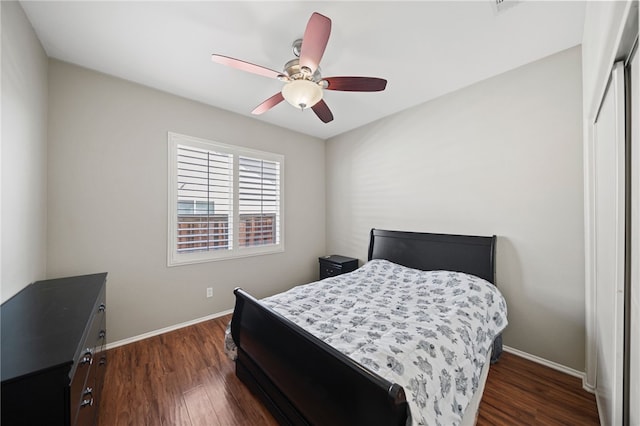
[593,62,625,426]
[629,44,638,426]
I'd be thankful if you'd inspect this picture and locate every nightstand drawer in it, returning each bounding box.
[321,264,343,279]
[319,255,358,280]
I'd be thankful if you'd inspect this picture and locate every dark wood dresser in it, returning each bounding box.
[1,273,107,426]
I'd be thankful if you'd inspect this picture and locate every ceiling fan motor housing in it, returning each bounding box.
[283,58,322,82]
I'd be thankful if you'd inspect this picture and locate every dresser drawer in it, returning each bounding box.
[70,348,93,424]
[70,287,106,426]
[74,363,98,426]
[74,326,106,426]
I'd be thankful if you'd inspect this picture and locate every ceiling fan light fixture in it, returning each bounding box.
[281,79,323,110]
[211,12,385,123]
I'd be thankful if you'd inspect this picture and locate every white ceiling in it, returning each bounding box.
[20,1,586,140]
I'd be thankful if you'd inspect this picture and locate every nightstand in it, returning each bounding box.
[318,255,358,280]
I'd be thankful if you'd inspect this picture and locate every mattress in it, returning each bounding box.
[226,259,508,426]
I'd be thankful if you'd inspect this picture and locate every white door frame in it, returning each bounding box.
[586,60,627,426]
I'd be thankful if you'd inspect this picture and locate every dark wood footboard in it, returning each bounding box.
[231,288,408,426]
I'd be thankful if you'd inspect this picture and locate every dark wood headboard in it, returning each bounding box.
[367,229,497,284]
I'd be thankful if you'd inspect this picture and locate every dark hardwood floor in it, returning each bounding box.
[97,315,599,425]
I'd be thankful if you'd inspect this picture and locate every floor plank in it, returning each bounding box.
[477,352,599,425]
[183,385,218,426]
[97,315,599,425]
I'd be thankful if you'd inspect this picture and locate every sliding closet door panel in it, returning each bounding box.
[593,62,625,426]
[629,44,638,426]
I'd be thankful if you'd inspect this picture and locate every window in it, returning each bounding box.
[168,132,283,266]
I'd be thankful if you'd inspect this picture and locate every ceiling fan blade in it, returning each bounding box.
[311,100,334,123]
[211,54,282,79]
[252,92,284,115]
[323,77,387,92]
[299,12,331,74]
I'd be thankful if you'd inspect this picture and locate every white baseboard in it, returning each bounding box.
[502,345,589,388]
[583,380,596,394]
[105,308,234,350]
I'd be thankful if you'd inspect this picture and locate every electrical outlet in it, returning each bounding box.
[206,287,213,298]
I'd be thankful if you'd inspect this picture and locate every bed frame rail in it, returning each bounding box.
[231,288,408,426]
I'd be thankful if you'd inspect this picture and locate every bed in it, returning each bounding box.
[226,229,508,426]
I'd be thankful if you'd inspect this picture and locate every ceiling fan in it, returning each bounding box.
[211,12,387,123]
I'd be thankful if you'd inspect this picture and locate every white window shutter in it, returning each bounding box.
[176,146,233,253]
[238,156,281,247]
[168,132,284,266]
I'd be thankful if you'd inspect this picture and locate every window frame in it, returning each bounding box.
[168,132,284,266]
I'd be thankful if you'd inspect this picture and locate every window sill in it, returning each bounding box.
[167,244,285,267]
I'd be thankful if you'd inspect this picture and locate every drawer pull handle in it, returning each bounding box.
[81,397,94,408]
[98,304,106,312]
[99,357,107,366]
[98,330,106,339]
[83,387,93,396]
[81,350,93,365]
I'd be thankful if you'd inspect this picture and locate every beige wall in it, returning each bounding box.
[1,1,48,302]
[47,60,326,343]
[326,46,585,370]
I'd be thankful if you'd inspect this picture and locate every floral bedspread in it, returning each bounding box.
[225,259,508,426]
